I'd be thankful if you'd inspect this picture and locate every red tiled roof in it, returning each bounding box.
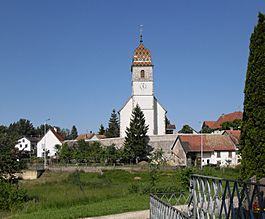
[50,128,64,142]
[94,134,106,139]
[223,130,241,145]
[203,111,243,129]
[76,133,94,141]
[75,133,106,141]
[132,43,152,66]
[178,134,236,152]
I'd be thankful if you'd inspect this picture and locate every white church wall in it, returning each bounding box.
[143,110,155,136]
[119,98,133,138]
[156,100,166,135]
[133,81,153,95]
[133,96,153,109]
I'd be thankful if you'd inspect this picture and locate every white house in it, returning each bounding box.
[15,136,39,154]
[119,35,167,137]
[37,128,64,158]
[171,134,238,167]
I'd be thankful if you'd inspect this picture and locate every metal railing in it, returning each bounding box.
[190,174,265,219]
[150,193,192,219]
[150,174,265,219]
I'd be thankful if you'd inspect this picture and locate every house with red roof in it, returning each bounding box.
[171,134,238,167]
[37,127,64,158]
[202,111,243,131]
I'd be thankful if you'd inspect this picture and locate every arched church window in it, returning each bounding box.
[141,70,145,78]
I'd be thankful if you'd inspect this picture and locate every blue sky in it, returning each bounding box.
[0,1,264,133]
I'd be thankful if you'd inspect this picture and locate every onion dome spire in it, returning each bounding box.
[132,30,152,67]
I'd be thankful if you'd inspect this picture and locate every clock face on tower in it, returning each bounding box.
[139,83,147,90]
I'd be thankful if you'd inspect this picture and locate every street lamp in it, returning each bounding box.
[43,118,50,169]
[199,121,203,169]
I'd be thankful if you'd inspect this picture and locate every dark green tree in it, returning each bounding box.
[98,124,106,135]
[240,13,265,179]
[69,125,78,140]
[8,119,35,139]
[105,109,120,138]
[123,105,152,163]
[179,124,193,133]
[221,119,242,130]
[35,124,53,137]
[201,126,215,133]
[60,128,70,139]
[57,143,73,163]
[0,125,28,211]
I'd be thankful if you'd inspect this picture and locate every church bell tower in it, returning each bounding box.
[131,35,156,135]
[119,34,166,137]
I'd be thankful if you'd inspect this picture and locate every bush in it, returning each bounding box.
[0,181,28,211]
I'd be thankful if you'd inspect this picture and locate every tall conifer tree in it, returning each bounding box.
[240,13,265,179]
[124,105,152,163]
[106,109,120,138]
[69,125,78,140]
[98,124,105,135]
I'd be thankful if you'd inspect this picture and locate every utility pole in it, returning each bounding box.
[199,121,203,169]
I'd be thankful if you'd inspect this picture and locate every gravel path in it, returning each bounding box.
[83,209,149,219]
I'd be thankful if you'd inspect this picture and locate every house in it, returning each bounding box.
[15,136,40,154]
[223,130,241,164]
[171,134,238,167]
[203,111,243,130]
[37,128,64,158]
[166,124,177,134]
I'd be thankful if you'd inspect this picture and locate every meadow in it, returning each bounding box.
[2,167,240,219]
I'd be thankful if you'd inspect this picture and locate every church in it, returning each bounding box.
[119,35,167,137]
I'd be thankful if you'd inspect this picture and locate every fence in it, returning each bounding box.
[150,174,265,219]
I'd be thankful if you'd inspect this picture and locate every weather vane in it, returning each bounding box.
[140,24,143,43]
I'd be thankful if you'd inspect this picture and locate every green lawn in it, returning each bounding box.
[2,167,240,219]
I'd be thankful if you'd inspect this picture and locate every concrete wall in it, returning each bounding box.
[99,134,178,160]
[16,170,44,180]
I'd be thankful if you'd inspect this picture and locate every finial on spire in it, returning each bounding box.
[140,24,143,43]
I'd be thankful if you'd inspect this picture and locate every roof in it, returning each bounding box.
[76,133,94,141]
[132,42,152,67]
[166,124,176,130]
[203,111,243,129]
[223,130,241,145]
[50,128,64,142]
[76,133,106,141]
[175,134,236,152]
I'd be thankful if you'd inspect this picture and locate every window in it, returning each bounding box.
[229,151,232,158]
[20,144,22,148]
[217,152,221,158]
[22,139,25,143]
[140,70,145,78]
[25,144,28,148]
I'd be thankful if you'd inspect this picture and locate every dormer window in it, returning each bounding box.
[141,70,145,78]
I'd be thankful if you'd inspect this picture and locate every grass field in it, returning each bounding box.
[2,167,240,219]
